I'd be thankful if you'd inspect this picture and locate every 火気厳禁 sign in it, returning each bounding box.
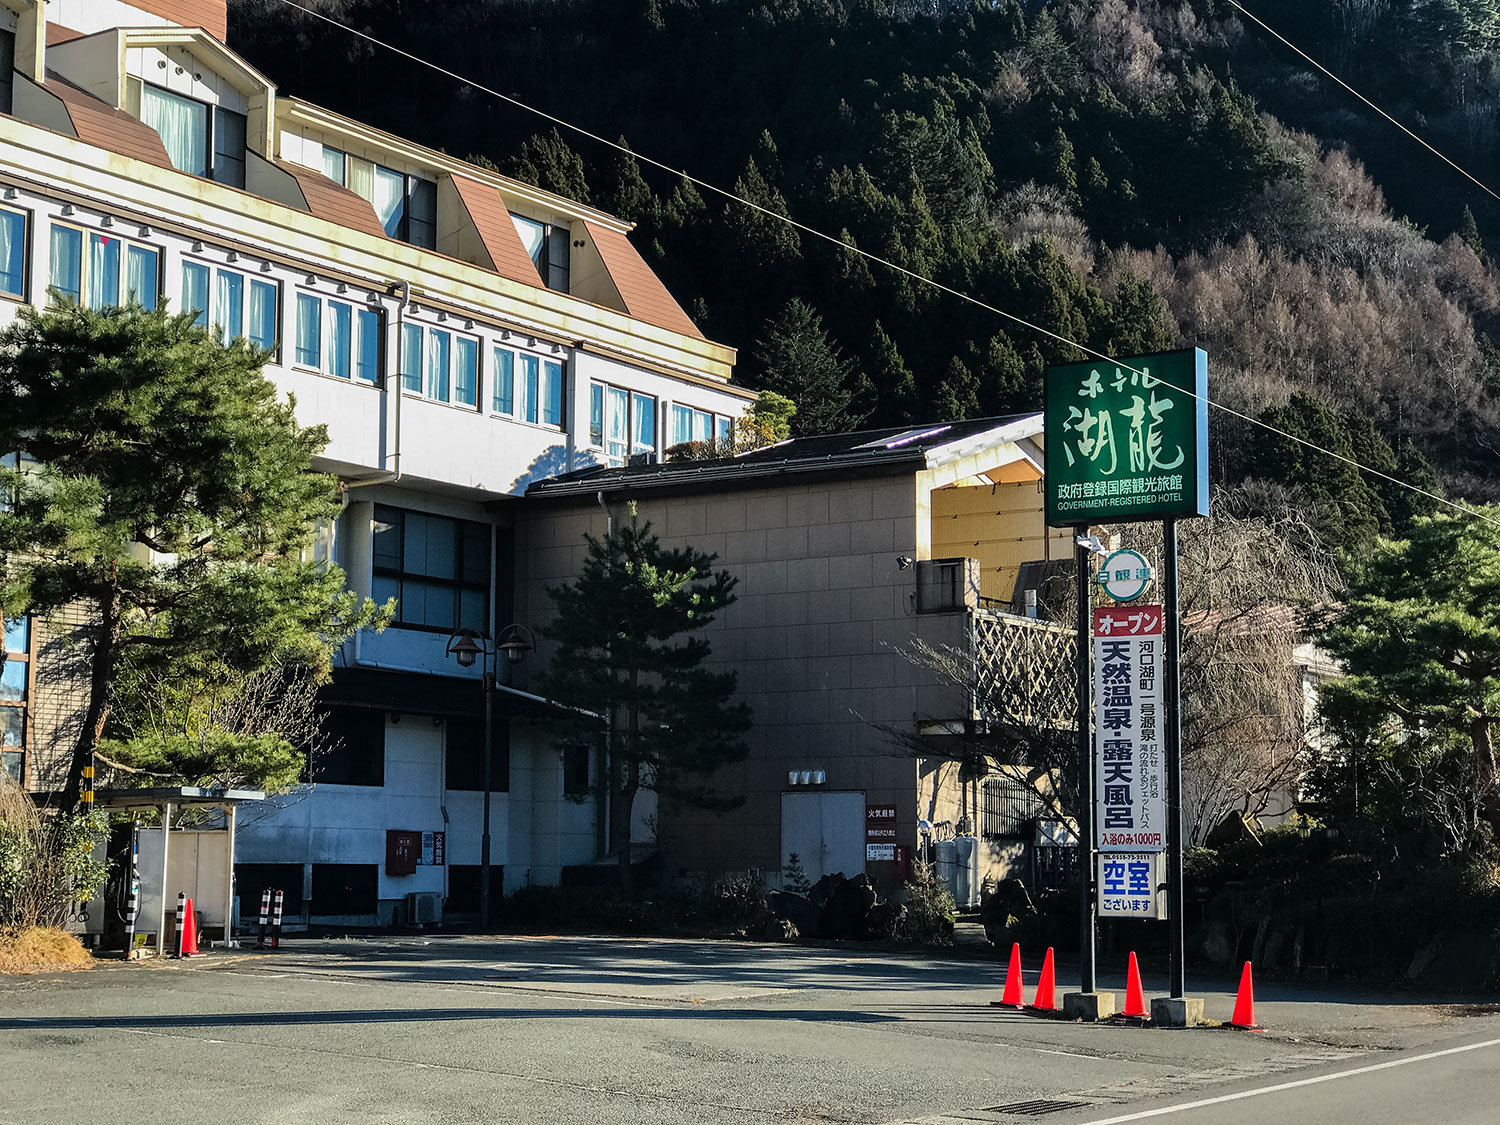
[1093,605,1166,854]
[1044,348,1209,527]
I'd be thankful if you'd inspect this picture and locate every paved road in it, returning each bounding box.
[2,936,1496,1124]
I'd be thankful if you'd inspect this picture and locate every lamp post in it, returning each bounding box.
[446,623,534,928]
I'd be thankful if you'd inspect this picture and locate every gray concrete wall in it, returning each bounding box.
[517,472,975,884]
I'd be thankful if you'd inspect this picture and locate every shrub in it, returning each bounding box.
[901,861,956,945]
[0,776,107,930]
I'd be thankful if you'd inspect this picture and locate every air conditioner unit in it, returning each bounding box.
[406,891,442,926]
[628,451,659,467]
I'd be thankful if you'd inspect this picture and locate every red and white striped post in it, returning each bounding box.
[254,888,272,950]
[172,892,187,958]
[270,889,284,950]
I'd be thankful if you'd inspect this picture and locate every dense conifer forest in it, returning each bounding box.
[229,0,1500,533]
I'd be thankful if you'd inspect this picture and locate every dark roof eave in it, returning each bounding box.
[526,447,929,501]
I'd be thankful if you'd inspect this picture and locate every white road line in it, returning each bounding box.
[1081,1035,1500,1123]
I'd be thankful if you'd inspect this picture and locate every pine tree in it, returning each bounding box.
[0,305,387,804]
[505,128,592,205]
[754,298,865,436]
[539,514,750,892]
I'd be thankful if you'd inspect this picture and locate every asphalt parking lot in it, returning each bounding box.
[3,936,1497,1124]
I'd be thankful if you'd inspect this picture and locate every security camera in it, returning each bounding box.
[897,556,913,570]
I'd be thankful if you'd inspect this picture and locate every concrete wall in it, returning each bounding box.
[516,472,975,887]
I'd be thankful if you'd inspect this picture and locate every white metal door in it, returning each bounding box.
[781,792,866,884]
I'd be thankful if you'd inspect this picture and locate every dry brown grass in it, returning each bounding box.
[0,926,94,974]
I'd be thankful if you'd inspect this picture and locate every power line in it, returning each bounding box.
[270,0,1499,533]
[1226,0,1500,204]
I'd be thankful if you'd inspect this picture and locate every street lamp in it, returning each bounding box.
[445,624,535,928]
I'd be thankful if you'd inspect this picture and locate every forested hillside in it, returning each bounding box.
[229,0,1500,529]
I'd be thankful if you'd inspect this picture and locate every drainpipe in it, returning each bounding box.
[597,490,613,535]
[345,279,410,493]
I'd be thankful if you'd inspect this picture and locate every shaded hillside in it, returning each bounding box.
[230,0,1500,530]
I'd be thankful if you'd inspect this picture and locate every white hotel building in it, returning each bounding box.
[0,0,753,924]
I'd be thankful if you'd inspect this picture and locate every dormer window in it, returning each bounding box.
[320,145,436,249]
[140,84,247,189]
[510,213,569,292]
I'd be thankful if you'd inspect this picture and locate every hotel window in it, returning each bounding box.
[0,208,26,301]
[511,353,564,428]
[402,323,478,407]
[590,383,657,465]
[320,145,437,250]
[294,292,380,382]
[50,224,159,310]
[1,615,28,785]
[372,505,490,633]
[491,347,514,415]
[670,404,718,446]
[181,262,280,353]
[139,84,247,189]
[510,213,570,292]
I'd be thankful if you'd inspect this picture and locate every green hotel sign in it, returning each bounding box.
[1045,347,1210,527]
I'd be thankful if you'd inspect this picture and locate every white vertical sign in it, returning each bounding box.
[1093,604,1167,853]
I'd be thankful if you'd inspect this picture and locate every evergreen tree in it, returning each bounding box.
[0,305,387,805]
[753,298,865,436]
[506,128,592,204]
[539,514,750,892]
[1314,508,1500,856]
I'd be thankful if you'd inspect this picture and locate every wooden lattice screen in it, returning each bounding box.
[970,609,1079,733]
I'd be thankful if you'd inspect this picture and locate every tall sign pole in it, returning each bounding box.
[1044,347,1209,1022]
[1075,539,1095,994]
[1163,518,1186,999]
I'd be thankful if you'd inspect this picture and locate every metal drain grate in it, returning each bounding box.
[985,1099,1091,1117]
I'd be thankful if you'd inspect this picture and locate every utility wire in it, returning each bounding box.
[271,0,1500,532]
[1226,0,1500,204]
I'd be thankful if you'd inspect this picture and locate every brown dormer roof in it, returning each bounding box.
[451,175,543,288]
[273,159,387,240]
[128,1,228,42]
[583,221,703,339]
[46,24,86,46]
[44,73,174,171]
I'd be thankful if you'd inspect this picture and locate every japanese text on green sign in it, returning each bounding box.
[1044,348,1209,526]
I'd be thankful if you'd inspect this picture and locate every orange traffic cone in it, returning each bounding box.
[990,942,1025,1008]
[1228,961,1262,1031]
[179,896,200,958]
[1029,946,1058,1012]
[1122,951,1149,1019]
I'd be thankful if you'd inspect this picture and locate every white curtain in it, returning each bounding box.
[374,166,405,237]
[181,262,209,327]
[327,301,351,378]
[87,234,118,310]
[401,324,422,393]
[633,393,656,451]
[126,246,157,310]
[0,211,20,298]
[140,85,207,176]
[296,293,321,367]
[321,146,346,184]
[492,349,514,414]
[607,386,627,459]
[49,226,81,304]
[215,269,242,339]
[426,328,450,401]
[249,280,277,350]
